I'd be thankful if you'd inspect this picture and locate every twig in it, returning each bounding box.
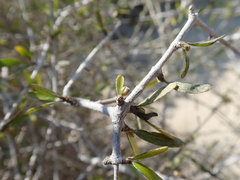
[32,125,53,180]
[62,21,121,96]
[7,134,22,180]
[18,0,36,52]
[113,164,119,180]
[53,0,94,32]
[61,97,112,116]
[195,17,240,56]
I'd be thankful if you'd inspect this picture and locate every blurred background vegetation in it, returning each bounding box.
[0,0,240,179]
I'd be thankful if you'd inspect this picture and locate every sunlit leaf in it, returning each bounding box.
[132,162,163,180]
[181,49,189,78]
[187,35,225,47]
[115,75,124,95]
[134,129,184,147]
[25,101,60,115]
[29,92,57,100]
[0,58,22,68]
[31,84,60,98]
[138,83,177,106]
[126,131,140,156]
[175,82,212,94]
[14,46,32,60]
[131,147,168,160]
[145,79,160,89]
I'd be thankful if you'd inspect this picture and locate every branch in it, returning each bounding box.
[124,5,197,105]
[60,97,112,116]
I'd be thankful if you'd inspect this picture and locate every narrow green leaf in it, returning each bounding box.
[29,92,57,100]
[95,10,107,35]
[141,119,174,139]
[175,82,212,94]
[14,46,32,60]
[138,83,177,106]
[181,49,189,78]
[132,162,163,180]
[8,113,28,127]
[134,129,184,147]
[187,35,226,47]
[31,84,60,97]
[115,75,124,95]
[25,101,60,115]
[13,64,30,74]
[0,58,22,68]
[24,70,33,84]
[145,79,160,89]
[126,131,140,156]
[96,10,104,29]
[132,147,168,160]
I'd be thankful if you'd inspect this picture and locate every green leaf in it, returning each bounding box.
[132,162,163,180]
[134,129,184,147]
[0,58,22,68]
[126,131,140,156]
[13,64,30,74]
[50,28,61,38]
[138,83,177,106]
[187,35,226,47]
[181,49,189,78]
[141,119,174,139]
[115,75,124,95]
[31,84,60,98]
[96,10,104,30]
[95,10,107,35]
[145,79,160,89]
[132,147,168,160]
[29,92,57,100]
[25,101,60,115]
[14,46,32,60]
[24,70,33,84]
[175,82,212,94]
[8,113,28,127]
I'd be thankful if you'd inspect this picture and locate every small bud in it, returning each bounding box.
[177,42,191,51]
[121,86,130,96]
[137,106,145,114]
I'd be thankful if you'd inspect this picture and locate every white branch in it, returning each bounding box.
[125,5,197,105]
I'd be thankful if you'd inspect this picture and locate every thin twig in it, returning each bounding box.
[7,134,22,180]
[62,21,121,96]
[18,0,36,52]
[195,17,240,56]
